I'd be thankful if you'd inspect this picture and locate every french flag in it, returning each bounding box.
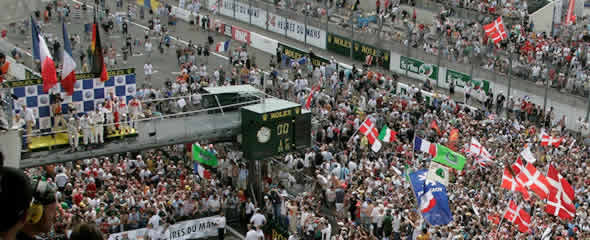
[215,40,230,52]
[193,162,211,180]
[32,17,57,93]
[61,21,76,95]
[414,136,437,156]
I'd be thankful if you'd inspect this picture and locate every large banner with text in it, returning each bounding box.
[108,216,224,240]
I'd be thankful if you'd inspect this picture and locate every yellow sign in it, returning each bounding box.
[271,229,288,240]
[332,35,352,48]
[270,109,292,120]
[262,114,268,121]
[136,0,160,11]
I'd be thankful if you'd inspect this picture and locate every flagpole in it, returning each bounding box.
[412,134,417,167]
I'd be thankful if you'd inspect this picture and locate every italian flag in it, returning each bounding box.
[378,125,397,143]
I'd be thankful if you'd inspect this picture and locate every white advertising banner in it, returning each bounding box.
[234,0,252,23]
[171,6,192,22]
[250,32,278,54]
[218,0,235,18]
[266,12,326,49]
[108,216,224,240]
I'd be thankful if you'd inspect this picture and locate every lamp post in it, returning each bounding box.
[404,20,414,80]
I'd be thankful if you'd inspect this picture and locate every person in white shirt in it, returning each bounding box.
[250,209,266,227]
[67,113,79,152]
[128,96,142,129]
[55,168,69,190]
[22,105,35,143]
[145,40,153,60]
[80,113,93,146]
[148,212,162,229]
[245,225,258,240]
[92,106,105,144]
[144,62,153,82]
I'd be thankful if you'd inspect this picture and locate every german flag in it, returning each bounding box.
[90,18,108,81]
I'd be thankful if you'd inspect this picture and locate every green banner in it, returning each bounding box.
[326,33,352,57]
[279,43,329,67]
[4,68,136,88]
[400,56,438,81]
[352,41,390,68]
[446,69,489,93]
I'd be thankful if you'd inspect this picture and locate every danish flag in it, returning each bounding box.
[540,131,563,147]
[516,163,552,199]
[545,164,575,220]
[483,17,508,44]
[501,168,530,200]
[511,157,526,175]
[359,117,382,152]
[503,200,531,233]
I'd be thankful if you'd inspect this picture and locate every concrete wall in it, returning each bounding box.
[530,0,555,34]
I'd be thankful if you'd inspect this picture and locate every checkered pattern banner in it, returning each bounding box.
[11,72,137,131]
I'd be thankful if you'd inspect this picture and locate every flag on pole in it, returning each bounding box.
[30,17,41,61]
[409,170,453,225]
[483,16,508,44]
[193,162,211,179]
[192,144,219,167]
[305,86,320,109]
[545,164,575,220]
[61,21,77,96]
[501,167,531,200]
[215,40,231,52]
[430,120,440,135]
[433,144,466,170]
[32,17,57,93]
[540,131,563,147]
[426,161,450,186]
[503,200,531,233]
[565,0,576,25]
[516,163,552,199]
[447,128,459,151]
[358,118,382,152]
[91,18,108,81]
[378,125,397,143]
[413,137,437,156]
[520,146,536,163]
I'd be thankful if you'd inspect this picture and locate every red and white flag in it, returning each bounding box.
[564,0,576,25]
[467,138,494,167]
[358,118,382,152]
[35,27,57,93]
[483,16,508,44]
[305,86,320,109]
[517,163,552,199]
[503,200,531,233]
[501,168,530,201]
[512,156,526,175]
[540,131,563,147]
[545,164,575,220]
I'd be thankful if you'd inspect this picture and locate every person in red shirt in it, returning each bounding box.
[0,53,10,83]
[86,180,97,198]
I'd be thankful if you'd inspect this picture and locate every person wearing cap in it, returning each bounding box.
[0,167,34,240]
[17,179,58,240]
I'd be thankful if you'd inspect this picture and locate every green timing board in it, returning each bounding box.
[241,98,310,160]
